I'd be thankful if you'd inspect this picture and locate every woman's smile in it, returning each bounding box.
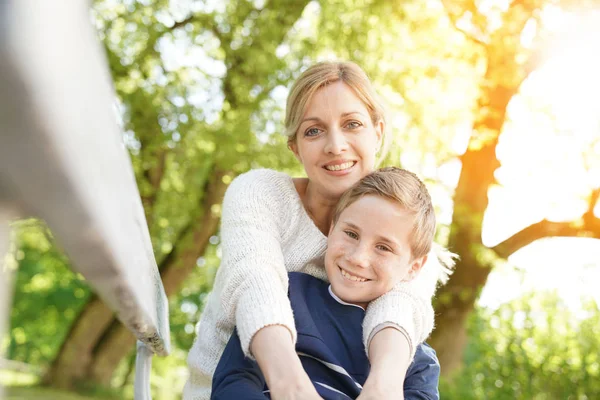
[323,160,358,175]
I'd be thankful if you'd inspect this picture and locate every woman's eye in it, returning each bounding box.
[304,127,322,137]
[344,230,358,240]
[345,121,362,129]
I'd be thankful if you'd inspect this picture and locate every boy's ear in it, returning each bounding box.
[406,254,427,281]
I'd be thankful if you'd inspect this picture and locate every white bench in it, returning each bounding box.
[0,1,171,399]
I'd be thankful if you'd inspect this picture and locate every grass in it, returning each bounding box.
[3,386,116,400]
[1,371,120,399]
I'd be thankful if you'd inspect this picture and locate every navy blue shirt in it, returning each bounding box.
[212,272,440,399]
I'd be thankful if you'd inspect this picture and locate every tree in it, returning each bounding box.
[429,0,600,374]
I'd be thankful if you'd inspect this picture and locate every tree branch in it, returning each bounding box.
[170,16,195,31]
[169,13,224,45]
[583,187,600,226]
[441,0,487,47]
[159,169,230,296]
[492,217,600,258]
[588,188,600,214]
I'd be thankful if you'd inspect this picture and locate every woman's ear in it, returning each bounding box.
[376,119,385,144]
[288,140,301,162]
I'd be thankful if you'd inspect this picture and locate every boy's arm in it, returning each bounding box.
[212,329,268,400]
[403,344,441,400]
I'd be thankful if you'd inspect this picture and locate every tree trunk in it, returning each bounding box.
[43,297,115,388]
[429,51,518,374]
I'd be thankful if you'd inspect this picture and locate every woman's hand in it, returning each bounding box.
[357,327,411,400]
[251,325,323,400]
[358,377,405,400]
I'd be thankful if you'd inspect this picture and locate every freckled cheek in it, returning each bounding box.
[327,246,346,261]
[371,264,392,281]
[326,243,344,264]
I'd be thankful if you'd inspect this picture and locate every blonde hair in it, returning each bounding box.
[285,61,389,161]
[332,167,436,260]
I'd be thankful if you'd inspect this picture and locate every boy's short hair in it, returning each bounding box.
[332,167,436,260]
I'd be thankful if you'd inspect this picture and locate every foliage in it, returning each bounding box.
[4,221,90,367]
[440,292,600,400]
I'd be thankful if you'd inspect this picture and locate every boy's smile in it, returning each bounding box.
[339,267,369,282]
[325,195,426,308]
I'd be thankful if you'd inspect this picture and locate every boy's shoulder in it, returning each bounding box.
[409,342,440,374]
[415,342,438,360]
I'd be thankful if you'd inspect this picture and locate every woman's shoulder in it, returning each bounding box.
[223,168,299,211]
[234,168,290,184]
[228,168,294,195]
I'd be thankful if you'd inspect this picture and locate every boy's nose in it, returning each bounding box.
[347,244,369,268]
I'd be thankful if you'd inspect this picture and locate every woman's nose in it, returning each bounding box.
[324,128,349,155]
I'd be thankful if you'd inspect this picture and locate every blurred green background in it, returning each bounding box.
[2,0,600,399]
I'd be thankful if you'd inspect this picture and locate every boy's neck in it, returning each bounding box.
[327,285,367,310]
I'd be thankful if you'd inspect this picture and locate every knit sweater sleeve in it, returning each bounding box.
[214,169,296,357]
[362,249,442,360]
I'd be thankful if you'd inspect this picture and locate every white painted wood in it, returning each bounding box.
[0,0,170,368]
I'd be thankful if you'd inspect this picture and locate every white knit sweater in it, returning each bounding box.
[183,169,439,400]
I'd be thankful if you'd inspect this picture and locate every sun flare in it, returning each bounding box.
[480,11,600,310]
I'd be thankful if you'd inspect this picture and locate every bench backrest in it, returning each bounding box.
[0,2,171,391]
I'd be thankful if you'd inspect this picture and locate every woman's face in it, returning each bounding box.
[289,81,384,200]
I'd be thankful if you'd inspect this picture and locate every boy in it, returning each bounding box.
[211,167,449,399]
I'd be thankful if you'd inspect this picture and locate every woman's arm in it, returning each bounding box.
[212,170,322,398]
[357,327,411,400]
[217,170,298,355]
[359,248,455,398]
[358,334,440,400]
[251,325,322,399]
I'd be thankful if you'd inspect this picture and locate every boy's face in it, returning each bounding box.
[325,195,427,308]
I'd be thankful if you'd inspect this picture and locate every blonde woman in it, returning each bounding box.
[184,61,444,400]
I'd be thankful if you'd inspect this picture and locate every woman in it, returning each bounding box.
[184,61,440,400]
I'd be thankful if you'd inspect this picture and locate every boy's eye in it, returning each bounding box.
[344,230,358,240]
[376,244,392,252]
[304,127,322,137]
